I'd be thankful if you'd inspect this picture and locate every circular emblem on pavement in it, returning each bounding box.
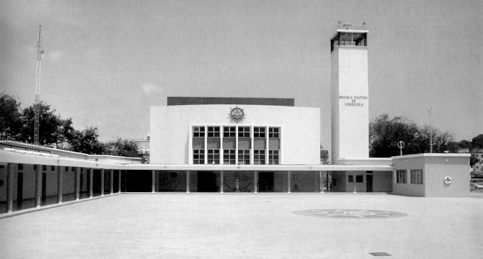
[444,176,452,185]
[230,107,245,121]
[293,209,407,219]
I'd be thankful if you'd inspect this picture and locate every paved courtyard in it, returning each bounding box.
[0,193,482,258]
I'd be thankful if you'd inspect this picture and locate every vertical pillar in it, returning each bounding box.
[254,171,258,193]
[287,171,291,193]
[186,171,190,193]
[204,126,208,165]
[152,170,156,193]
[89,168,93,198]
[110,169,114,194]
[250,126,254,165]
[220,171,224,193]
[75,167,80,200]
[35,164,42,207]
[265,126,269,165]
[7,163,14,213]
[319,171,323,193]
[57,166,63,203]
[100,169,105,196]
[235,126,239,165]
[118,170,122,193]
[220,126,224,165]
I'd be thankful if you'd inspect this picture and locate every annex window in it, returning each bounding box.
[207,126,220,138]
[254,127,266,138]
[356,175,364,183]
[223,126,236,137]
[396,170,407,184]
[207,150,220,164]
[348,175,354,183]
[18,164,23,170]
[223,150,236,165]
[410,169,423,184]
[269,150,279,165]
[238,127,250,138]
[238,150,250,165]
[269,127,279,138]
[193,126,205,138]
[193,150,205,164]
[254,150,266,165]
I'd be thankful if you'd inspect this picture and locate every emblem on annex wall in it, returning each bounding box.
[229,107,245,122]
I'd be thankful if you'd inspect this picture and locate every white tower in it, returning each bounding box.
[330,24,369,162]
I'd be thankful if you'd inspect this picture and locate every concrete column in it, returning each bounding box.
[319,171,324,193]
[57,166,63,203]
[235,126,239,165]
[110,169,114,194]
[7,163,14,212]
[152,170,156,193]
[89,168,93,198]
[265,126,269,165]
[250,126,254,165]
[287,171,291,193]
[204,126,208,165]
[220,126,224,165]
[75,167,80,200]
[100,169,105,196]
[186,171,190,193]
[35,165,42,207]
[254,171,258,193]
[118,170,122,193]
[220,171,224,193]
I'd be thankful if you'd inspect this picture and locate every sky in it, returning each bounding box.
[1,0,482,150]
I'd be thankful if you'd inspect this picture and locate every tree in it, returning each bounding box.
[370,114,454,157]
[104,138,140,157]
[0,93,22,140]
[472,134,483,152]
[70,127,105,154]
[18,102,74,145]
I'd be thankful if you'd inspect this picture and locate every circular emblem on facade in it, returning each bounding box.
[444,176,452,185]
[230,107,245,121]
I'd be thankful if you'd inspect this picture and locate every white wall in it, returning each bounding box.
[331,47,369,161]
[150,105,320,165]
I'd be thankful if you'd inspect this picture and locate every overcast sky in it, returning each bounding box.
[1,0,481,149]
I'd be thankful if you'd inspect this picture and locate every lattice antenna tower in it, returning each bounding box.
[34,25,44,145]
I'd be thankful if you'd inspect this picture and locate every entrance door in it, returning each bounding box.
[197,171,218,192]
[258,172,274,192]
[366,174,373,192]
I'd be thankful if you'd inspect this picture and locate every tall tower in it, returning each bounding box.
[34,25,44,145]
[330,24,369,162]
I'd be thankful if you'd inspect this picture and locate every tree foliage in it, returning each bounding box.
[104,138,140,157]
[70,127,105,155]
[0,94,22,140]
[369,114,454,157]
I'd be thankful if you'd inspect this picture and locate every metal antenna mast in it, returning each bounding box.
[34,25,44,145]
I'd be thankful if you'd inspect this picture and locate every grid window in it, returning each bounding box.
[42,165,47,171]
[223,126,236,137]
[193,150,205,164]
[396,170,407,184]
[254,150,266,165]
[238,150,250,165]
[254,127,266,138]
[410,169,423,184]
[238,127,250,138]
[224,150,236,164]
[269,150,279,164]
[348,175,354,183]
[207,126,220,137]
[269,127,280,138]
[18,164,23,170]
[207,150,220,164]
[193,126,205,137]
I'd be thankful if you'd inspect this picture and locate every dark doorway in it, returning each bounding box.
[197,171,218,192]
[124,170,151,192]
[258,172,274,192]
[366,172,373,192]
[113,170,120,193]
[17,173,23,204]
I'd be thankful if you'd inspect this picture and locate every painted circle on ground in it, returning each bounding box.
[293,209,407,219]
